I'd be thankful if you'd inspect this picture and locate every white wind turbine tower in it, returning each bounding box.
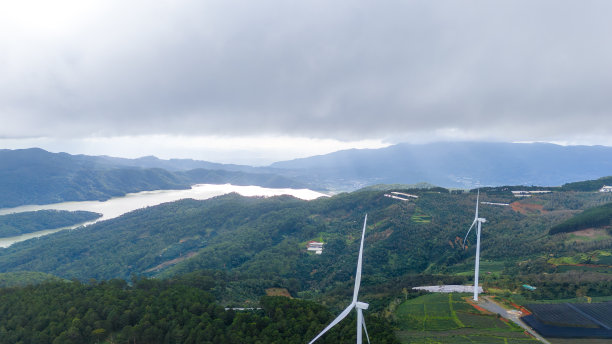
[463,190,486,301]
[309,214,371,344]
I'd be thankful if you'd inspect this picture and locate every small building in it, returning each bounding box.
[599,185,612,193]
[522,284,537,291]
[391,191,419,199]
[307,241,324,254]
[384,192,418,201]
[412,285,483,293]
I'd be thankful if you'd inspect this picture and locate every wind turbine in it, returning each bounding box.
[309,214,370,344]
[463,190,486,301]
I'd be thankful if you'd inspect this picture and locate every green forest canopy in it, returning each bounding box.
[0,210,101,237]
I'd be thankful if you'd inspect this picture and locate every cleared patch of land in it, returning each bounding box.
[511,201,546,215]
[565,228,612,244]
[144,252,198,272]
[265,287,292,298]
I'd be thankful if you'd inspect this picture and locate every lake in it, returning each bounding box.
[0,184,327,247]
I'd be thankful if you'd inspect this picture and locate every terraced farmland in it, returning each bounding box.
[395,293,537,343]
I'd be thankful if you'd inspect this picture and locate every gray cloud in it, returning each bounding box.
[1,0,612,143]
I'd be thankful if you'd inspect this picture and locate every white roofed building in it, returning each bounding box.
[306,241,324,254]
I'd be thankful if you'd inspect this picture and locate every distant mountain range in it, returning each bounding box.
[269,142,612,190]
[2,142,612,208]
[0,148,306,208]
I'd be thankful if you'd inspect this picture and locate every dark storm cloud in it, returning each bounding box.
[1,0,611,143]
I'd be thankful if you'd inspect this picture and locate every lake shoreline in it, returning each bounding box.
[0,184,327,248]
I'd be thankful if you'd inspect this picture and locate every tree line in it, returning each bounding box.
[0,272,398,344]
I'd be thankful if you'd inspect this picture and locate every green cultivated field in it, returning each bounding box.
[395,293,537,344]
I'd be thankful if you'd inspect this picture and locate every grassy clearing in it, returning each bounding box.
[394,293,537,344]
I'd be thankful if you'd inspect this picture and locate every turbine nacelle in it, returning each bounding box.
[355,301,369,310]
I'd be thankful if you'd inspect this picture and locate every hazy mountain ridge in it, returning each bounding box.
[3,142,612,208]
[0,148,308,208]
[270,142,612,189]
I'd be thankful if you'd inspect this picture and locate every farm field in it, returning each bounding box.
[548,250,612,266]
[411,213,432,223]
[394,293,538,343]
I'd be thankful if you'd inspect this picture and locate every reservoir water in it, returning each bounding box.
[0,184,327,248]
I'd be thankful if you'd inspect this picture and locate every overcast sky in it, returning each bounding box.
[1,0,611,164]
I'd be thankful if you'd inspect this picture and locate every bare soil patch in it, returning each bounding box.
[511,202,545,215]
[572,228,607,238]
[265,288,292,298]
[145,252,197,272]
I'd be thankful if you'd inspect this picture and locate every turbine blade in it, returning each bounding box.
[309,303,355,344]
[475,189,480,220]
[353,214,367,303]
[362,318,371,344]
[462,219,477,248]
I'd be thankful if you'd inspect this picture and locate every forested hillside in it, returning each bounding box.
[2,188,610,302]
[549,202,612,234]
[0,210,101,237]
[0,271,65,288]
[560,176,612,191]
[1,185,612,343]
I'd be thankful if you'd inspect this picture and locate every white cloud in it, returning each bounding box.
[0,135,389,165]
[1,0,612,160]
